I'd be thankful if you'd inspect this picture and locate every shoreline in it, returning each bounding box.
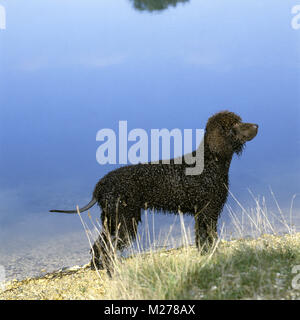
[0,230,91,282]
[1,263,108,300]
[1,233,300,300]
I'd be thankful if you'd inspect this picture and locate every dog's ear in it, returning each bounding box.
[206,126,230,156]
[205,111,242,157]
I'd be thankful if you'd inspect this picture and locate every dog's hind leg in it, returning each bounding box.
[90,201,141,275]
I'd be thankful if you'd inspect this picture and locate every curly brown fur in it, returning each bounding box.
[50,111,258,273]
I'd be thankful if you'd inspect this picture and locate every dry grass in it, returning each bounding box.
[104,233,300,300]
[100,191,300,300]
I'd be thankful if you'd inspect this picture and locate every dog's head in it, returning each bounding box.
[205,111,258,157]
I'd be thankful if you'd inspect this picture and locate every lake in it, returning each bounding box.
[0,0,299,280]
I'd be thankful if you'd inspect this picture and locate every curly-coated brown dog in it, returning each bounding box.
[50,111,258,272]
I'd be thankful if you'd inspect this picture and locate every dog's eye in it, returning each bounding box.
[230,127,237,135]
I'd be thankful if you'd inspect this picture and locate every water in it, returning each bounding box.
[0,0,299,280]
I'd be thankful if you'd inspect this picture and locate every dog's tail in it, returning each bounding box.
[49,198,97,214]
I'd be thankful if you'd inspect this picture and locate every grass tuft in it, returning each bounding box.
[103,234,300,300]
